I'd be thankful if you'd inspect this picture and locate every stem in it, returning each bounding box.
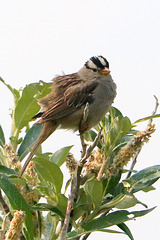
[80,134,87,158]
[148,95,159,126]
[10,128,19,151]
[0,190,13,221]
[58,128,102,240]
[97,157,109,181]
[58,172,77,240]
[126,149,141,179]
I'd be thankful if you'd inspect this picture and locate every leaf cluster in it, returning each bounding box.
[0,78,160,240]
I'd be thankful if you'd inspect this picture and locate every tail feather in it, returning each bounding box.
[19,121,57,177]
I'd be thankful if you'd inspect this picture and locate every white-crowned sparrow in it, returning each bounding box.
[19,56,117,177]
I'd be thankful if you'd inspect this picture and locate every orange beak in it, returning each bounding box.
[101,67,111,75]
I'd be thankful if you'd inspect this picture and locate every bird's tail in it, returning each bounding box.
[19,121,58,177]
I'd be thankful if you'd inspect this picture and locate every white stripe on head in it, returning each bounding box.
[87,60,97,69]
[98,56,107,66]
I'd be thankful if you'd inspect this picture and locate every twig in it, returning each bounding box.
[58,171,77,240]
[97,157,109,181]
[0,190,13,221]
[126,96,159,179]
[126,149,141,179]
[80,128,103,165]
[148,95,159,126]
[80,134,87,158]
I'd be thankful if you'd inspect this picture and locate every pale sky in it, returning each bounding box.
[1,0,160,239]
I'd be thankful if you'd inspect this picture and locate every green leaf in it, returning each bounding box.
[0,175,34,240]
[134,114,160,123]
[0,148,8,167]
[84,177,103,208]
[14,85,40,131]
[99,229,123,234]
[13,81,52,134]
[66,230,84,239]
[67,208,154,239]
[104,171,122,195]
[109,106,123,118]
[9,176,26,186]
[124,165,160,193]
[114,194,138,209]
[57,194,68,216]
[34,157,63,194]
[50,145,73,166]
[101,192,138,210]
[82,208,155,231]
[111,116,131,142]
[84,130,97,143]
[0,77,20,103]
[72,189,92,221]
[18,124,43,160]
[43,213,57,240]
[67,228,124,239]
[142,186,156,192]
[32,203,64,218]
[0,125,5,147]
[0,165,16,176]
[117,223,134,240]
[104,115,132,155]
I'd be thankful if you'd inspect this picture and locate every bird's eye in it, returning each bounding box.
[92,68,97,72]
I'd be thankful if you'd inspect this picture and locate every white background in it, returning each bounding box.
[0,0,160,239]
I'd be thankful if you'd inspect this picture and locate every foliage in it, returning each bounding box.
[0,78,160,240]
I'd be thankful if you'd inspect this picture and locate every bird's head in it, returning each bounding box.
[84,56,110,76]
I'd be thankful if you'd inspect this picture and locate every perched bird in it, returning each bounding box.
[19,56,117,177]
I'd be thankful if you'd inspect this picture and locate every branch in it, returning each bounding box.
[80,134,87,158]
[126,149,141,179]
[126,96,159,179]
[58,128,102,239]
[58,172,77,240]
[147,95,159,126]
[76,129,102,199]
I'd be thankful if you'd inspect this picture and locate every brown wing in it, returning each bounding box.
[34,73,98,122]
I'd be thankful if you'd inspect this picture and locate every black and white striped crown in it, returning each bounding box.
[85,56,109,71]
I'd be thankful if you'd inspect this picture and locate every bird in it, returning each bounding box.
[19,56,117,177]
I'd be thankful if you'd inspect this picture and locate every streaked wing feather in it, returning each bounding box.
[39,77,98,121]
